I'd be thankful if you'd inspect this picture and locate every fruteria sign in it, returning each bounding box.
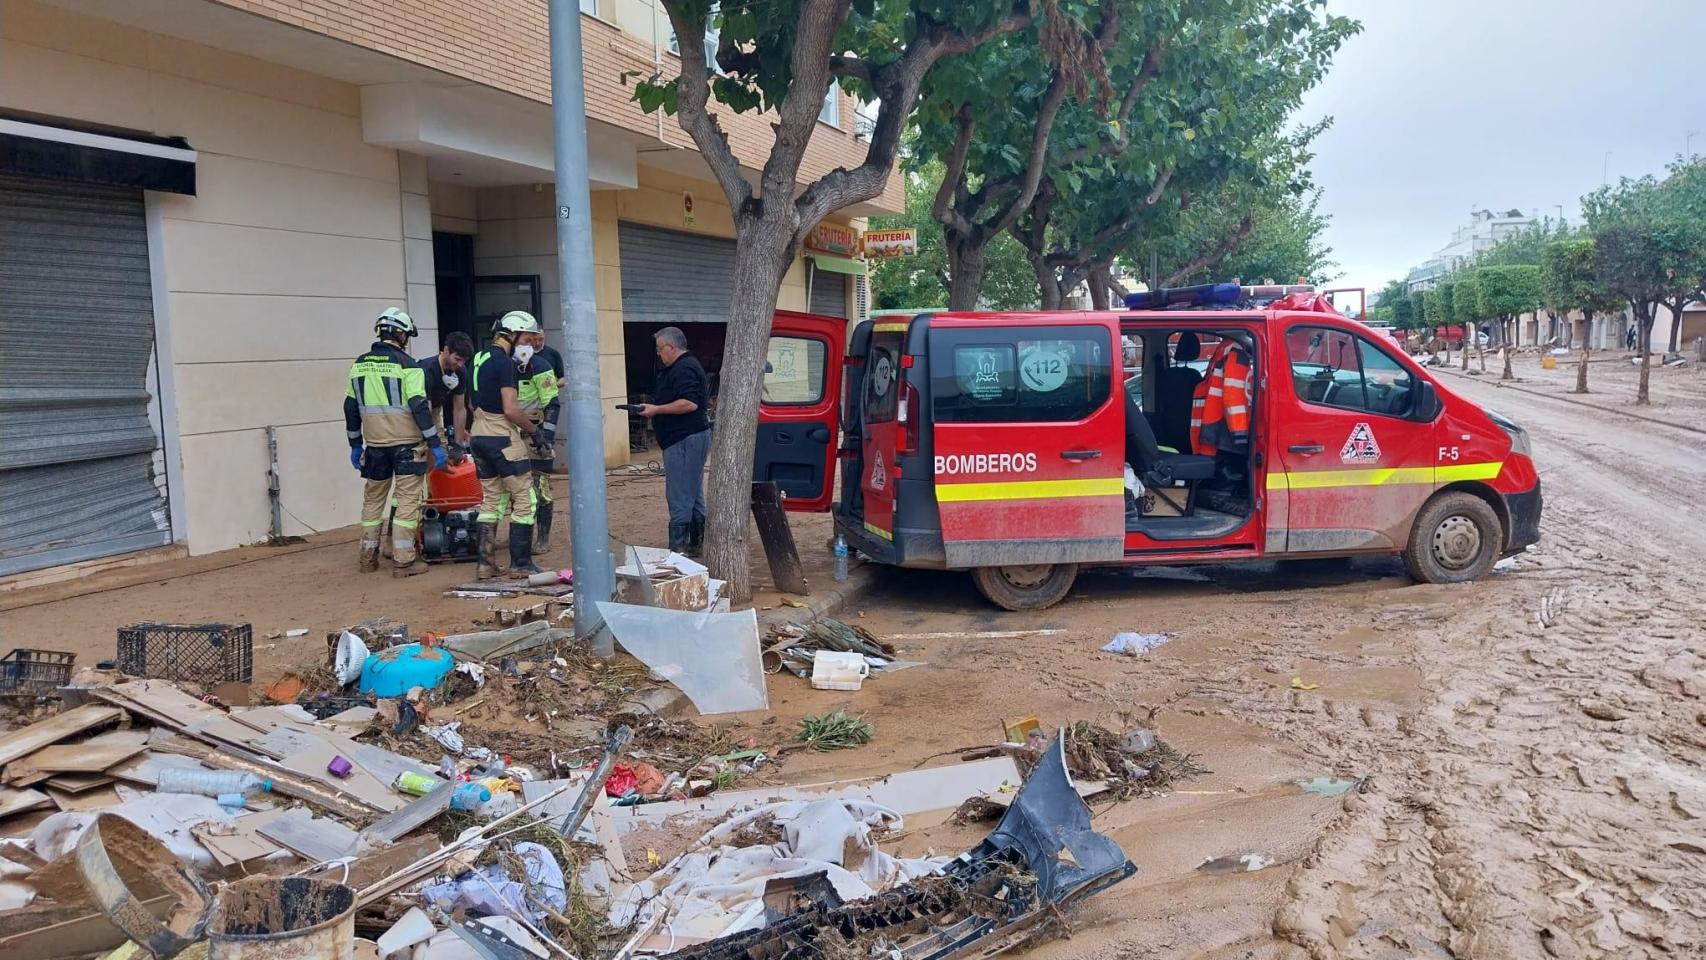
[863,228,917,259]
[804,222,859,257]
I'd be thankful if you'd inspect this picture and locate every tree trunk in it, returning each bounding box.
[945,231,989,311]
[1500,316,1514,380]
[1636,302,1654,405]
[1460,324,1471,370]
[701,220,795,601]
[1088,264,1114,311]
[1668,302,1683,355]
[1574,341,1589,394]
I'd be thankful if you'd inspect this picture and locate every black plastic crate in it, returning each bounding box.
[0,648,75,698]
[116,622,253,684]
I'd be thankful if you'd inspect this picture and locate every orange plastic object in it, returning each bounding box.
[426,458,482,511]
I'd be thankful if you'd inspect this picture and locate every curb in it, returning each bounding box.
[631,562,883,717]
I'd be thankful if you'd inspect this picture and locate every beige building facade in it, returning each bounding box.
[0,0,899,575]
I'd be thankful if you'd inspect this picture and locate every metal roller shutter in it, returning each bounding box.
[809,264,848,318]
[0,173,170,575]
[618,223,736,323]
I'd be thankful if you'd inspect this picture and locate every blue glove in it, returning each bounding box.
[350,445,363,471]
[432,446,447,471]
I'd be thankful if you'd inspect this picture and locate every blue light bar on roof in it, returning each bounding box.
[1123,282,1242,310]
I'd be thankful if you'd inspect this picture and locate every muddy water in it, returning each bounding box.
[808,373,1706,959]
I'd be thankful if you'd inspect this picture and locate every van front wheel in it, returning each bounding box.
[1405,492,1502,584]
[971,564,1078,611]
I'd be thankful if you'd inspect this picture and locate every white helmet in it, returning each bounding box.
[496,310,540,336]
[375,307,417,340]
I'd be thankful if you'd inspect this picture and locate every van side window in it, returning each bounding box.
[1286,325,1414,418]
[932,325,1112,423]
[762,335,827,404]
[862,338,900,424]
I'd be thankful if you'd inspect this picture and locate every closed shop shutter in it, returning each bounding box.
[618,223,736,324]
[0,173,171,575]
[810,265,848,318]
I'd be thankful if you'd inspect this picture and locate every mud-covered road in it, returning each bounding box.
[811,364,1706,960]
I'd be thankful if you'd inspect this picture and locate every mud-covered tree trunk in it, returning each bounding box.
[701,222,797,599]
[1635,301,1654,405]
[1575,331,1590,394]
[946,233,988,310]
[1461,324,1472,370]
[1501,315,1515,380]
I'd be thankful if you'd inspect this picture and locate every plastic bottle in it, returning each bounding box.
[832,534,849,582]
[450,783,492,811]
[156,769,273,798]
[394,771,441,796]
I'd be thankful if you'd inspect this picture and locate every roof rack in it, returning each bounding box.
[1123,282,1316,311]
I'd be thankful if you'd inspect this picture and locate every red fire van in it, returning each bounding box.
[754,285,1541,610]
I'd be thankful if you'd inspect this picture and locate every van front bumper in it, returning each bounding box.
[1503,482,1542,554]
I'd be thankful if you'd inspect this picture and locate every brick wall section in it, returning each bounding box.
[208,0,903,210]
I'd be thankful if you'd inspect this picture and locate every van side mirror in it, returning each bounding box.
[1412,380,1442,421]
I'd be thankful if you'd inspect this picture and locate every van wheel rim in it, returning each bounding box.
[1432,515,1482,570]
[1001,565,1054,590]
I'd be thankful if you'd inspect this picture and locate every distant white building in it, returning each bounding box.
[1406,208,1542,292]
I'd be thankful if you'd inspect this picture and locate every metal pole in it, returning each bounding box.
[548,0,615,654]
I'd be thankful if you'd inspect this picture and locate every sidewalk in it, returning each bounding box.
[0,472,868,684]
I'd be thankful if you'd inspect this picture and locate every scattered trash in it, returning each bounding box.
[810,650,869,691]
[1296,776,1361,797]
[327,755,354,779]
[208,876,356,956]
[360,641,456,697]
[423,722,468,754]
[1060,720,1205,799]
[796,711,873,751]
[1197,851,1276,874]
[1290,677,1320,691]
[156,768,273,798]
[596,602,768,715]
[335,630,371,684]
[375,904,437,957]
[395,770,443,796]
[1493,556,1518,572]
[1102,632,1172,656]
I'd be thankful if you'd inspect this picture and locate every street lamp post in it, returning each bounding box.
[547,0,615,655]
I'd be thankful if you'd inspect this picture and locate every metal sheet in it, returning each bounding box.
[0,173,169,573]
[617,222,736,324]
[810,264,849,318]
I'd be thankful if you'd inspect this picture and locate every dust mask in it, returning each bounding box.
[441,372,460,390]
[513,344,536,366]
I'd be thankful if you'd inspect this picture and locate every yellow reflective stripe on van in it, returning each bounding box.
[1266,461,1501,491]
[873,322,910,332]
[863,521,894,541]
[935,477,1125,503]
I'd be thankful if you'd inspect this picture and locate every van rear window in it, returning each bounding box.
[931,325,1112,424]
[862,335,902,424]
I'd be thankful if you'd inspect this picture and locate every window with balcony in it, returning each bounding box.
[820,84,841,127]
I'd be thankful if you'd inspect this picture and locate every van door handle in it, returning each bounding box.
[1060,449,1102,461]
[1288,443,1324,454]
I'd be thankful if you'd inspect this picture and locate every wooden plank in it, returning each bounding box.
[0,895,177,960]
[344,741,435,791]
[192,808,289,868]
[93,680,226,729]
[43,772,115,793]
[277,737,403,812]
[751,481,808,596]
[359,780,454,847]
[0,788,52,821]
[11,741,147,776]
[0,705,122,768]
[257,807,359,863]
[45,784,121,812]
[321,707,377,736]
[105,751,203,787]
[150,739,379,822]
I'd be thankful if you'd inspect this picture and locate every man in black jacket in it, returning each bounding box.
[636,326,711,555]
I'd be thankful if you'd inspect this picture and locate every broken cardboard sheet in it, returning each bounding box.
[609,797,945,945]
[606,755,1025,838]
[596,602,768,715]
[31,793,237,870]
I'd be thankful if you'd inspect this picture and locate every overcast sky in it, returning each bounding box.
[1298,0,1706,294]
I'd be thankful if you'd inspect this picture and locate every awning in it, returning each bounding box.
[809,253,867,276]
[0,114,196,195]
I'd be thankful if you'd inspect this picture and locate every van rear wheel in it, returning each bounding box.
[971,564,1078,611]
[1405,492,1502,584]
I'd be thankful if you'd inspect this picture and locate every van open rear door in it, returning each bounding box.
[754,311,844,511]
[927,316,1126,567]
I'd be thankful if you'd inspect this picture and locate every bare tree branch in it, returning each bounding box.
[664,3,753,213]
[828,55,875,84]
[1160,210,1259,286]
[1043,166,1175,268]
[759,0,852,208]
[931,106,978,236]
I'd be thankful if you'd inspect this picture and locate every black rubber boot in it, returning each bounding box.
[687,518,704,558]
[668,522,692,555]
[476,522,502,580]
[534,501,553,552]
[508,522,543,578]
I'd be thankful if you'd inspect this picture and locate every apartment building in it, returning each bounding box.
[0,0,901,576]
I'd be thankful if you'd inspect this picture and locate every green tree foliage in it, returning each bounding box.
[1583,167,1706,401]
[1208,187,1338,285]
[1407,291,1427,331]
[1475,264,1541,378]
[1374,279,1411,328]
[868,160,1037,309]
[1477,220,1563,268]
[1541,233,1621,392]
[1424,280,1453,329]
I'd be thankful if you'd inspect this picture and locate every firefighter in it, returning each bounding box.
[1190,339,1251,456]
[469,310,546,579]
[345,308,446,577]
[516,339,561,551]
